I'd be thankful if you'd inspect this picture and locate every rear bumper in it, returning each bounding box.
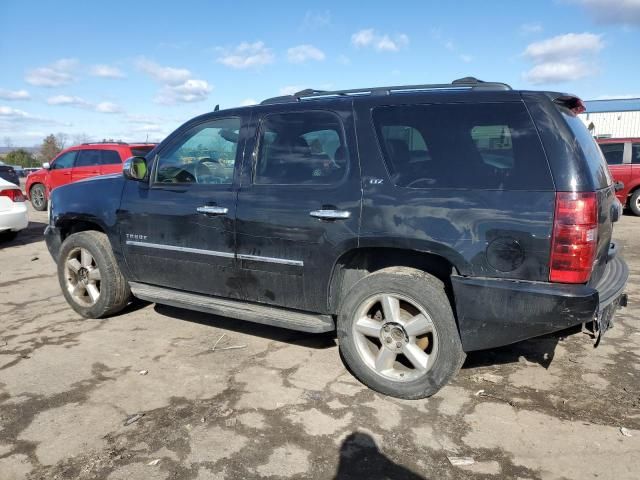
[0,205,29,232]
[44,225,62,261]
[452,254,629,351]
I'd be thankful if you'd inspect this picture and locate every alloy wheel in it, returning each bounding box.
[64,247,102,306]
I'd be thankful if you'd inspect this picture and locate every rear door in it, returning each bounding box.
[99,149,125,175]
[48,150,77,191]
[72,149,102,182]
[235,103,361,312]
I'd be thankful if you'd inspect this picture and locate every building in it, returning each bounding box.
[579,98,640,138]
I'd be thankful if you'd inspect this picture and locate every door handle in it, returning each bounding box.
[196,206,228,215]
[309,209,351,220]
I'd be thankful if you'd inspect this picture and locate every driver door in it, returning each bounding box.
[119,114,245,297]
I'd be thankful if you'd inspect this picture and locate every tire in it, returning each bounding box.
[337,267,465,399]
[30,184,47,211]
[630,190,640,216]
[57,231,131,318]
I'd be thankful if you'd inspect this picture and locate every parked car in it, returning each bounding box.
[597,137,640,215]
[45,78,628,399]
[25,142,156,211]
[0,162,20,186]
[0,177,28,241]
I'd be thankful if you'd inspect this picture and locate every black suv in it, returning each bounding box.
[45,78,628,399]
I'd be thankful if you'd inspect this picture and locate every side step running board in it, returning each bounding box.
[129,282,335,334]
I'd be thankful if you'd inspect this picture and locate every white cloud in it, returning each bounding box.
[351,29,409,52]
[301,10,331,30]
[136,58,212,105]
[95,102,122,113]
[523,32,603,62]
[240,98,257,106]
[522,33,604,84]
[0,106,30,118]
[217,41,274,69]
[571,0,640,26]
[287,44,325,63]
[90,64,125,78]
[0,89,30,100]
[46,95,91,107]
[520,22,543,34]
[155,79,212,105]
[459,54,473,63]
[25,58,78,87]
[135,58,191,85]
[279,85,305,96]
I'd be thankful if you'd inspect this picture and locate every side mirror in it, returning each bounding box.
[123,156,148,181]
[614,180,624,192]
[42,162,50,170]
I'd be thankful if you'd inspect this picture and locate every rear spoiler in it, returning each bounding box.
[552,95,586,116]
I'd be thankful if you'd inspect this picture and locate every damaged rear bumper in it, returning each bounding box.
[451,254,628,352]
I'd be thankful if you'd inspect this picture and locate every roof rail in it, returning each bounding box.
[81,141,129,145]
[261,77,511,105]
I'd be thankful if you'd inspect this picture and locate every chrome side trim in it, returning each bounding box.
[125,241,234,258]
[237,253,303,267]
[125,241,303,266]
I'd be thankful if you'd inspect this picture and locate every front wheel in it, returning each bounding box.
[30,184,47,211]
[630,190,640,216]
[337,267,465,399]
[57,231,131,318]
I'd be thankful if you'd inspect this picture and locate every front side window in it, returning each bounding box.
[372,102,553,190]
[599,143,624,165]
[632,143,640,164]
[155,117,240,185]
[255,111,348,185]
[51,151,77,169]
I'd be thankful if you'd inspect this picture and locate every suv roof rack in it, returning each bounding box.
[261,77,511,105]
[81,141,129,145]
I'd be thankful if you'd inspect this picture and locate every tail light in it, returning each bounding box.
[549,192,598,283]
[0,189,26,202]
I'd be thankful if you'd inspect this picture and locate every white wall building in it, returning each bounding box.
[579,99,640,138]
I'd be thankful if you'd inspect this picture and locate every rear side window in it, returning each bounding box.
[101,150,122,165]
[599,143,624,165]
[561,112,611,188]
[255,111,348,185]
[130,146,154,157]
[633,143,640,164]
[372,102,552,190]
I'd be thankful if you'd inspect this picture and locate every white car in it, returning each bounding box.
[0,177,28,240]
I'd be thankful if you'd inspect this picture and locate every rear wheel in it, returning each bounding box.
[58,231,130,318]
[337,267,465,399]
[630,190,640,216]
[30,184,47,211]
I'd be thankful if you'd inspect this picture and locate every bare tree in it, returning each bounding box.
[3,137,13,149]
[72,133,93,146]
[55,132,69,150]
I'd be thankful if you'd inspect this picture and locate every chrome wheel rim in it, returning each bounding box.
[32,186,44,208]
[64,247,101,306]
[352,293,439,382]
[635,195,640,211]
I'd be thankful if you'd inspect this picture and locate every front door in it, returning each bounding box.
[235,105,361,313]
[120,114,245,297]
[72,149,102,183]
[47,150,77,192]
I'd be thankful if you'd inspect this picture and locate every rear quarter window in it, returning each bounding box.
[130,146,154,157]
[372,102,553,190]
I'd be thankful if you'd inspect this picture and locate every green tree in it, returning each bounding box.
[40,134,62,162]
[5,148,36,168]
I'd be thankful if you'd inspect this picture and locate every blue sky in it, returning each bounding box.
[1,0,639,146]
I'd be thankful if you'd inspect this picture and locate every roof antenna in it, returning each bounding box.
[214,104,220,112]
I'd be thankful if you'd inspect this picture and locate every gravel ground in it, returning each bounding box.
[0,201,638,480]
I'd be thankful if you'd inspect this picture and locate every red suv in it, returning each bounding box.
[26,142,156,211]
[598,138,640,216]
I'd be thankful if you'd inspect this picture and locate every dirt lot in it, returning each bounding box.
[0,202,639,480]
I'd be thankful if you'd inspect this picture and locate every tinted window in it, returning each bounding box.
[51,151,77,169]
[372,102,552,189]
[101,150,122,165]
[75,150,102,167]
[633,143,640,164]
[599,143,624,165]
[255,111,348,185]
[561,112,612,188]
[155,117,239,185]
[130,146,154,157]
